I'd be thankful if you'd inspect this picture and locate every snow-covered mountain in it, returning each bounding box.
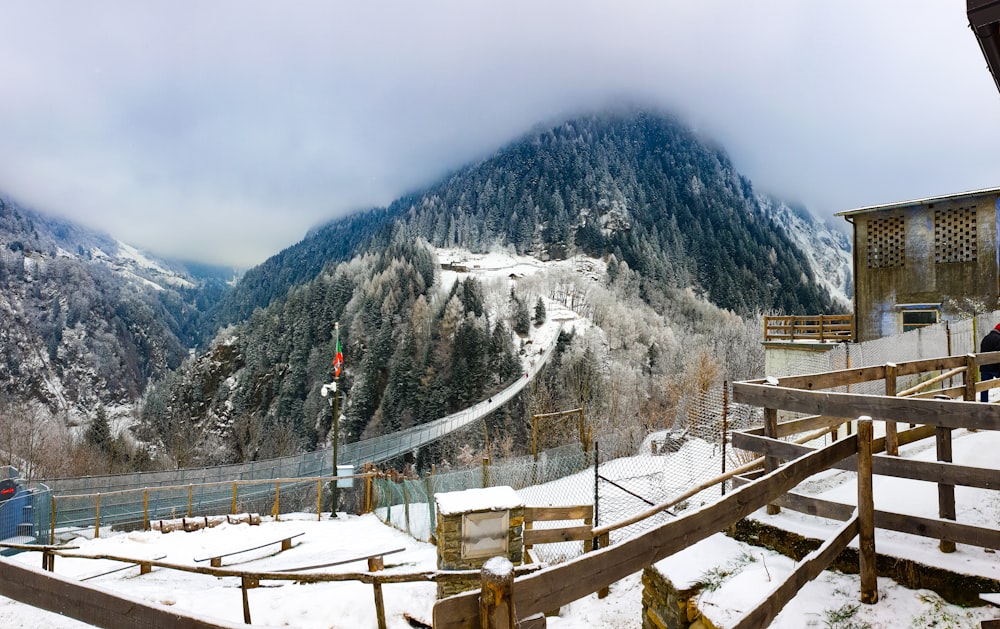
[758,195,853,309]
[0,196,230,422]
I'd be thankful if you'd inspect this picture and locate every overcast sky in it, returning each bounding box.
[1,2,999,268]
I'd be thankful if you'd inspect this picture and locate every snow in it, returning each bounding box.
[3,492,997,627]
[436,486,522,516]
[4,434,1000,627]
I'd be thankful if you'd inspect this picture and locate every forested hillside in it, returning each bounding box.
[1,108,852,476]
[141,235,526,466]
[208,110,838,329]
[132,109,845,470]
[0,196,227,422]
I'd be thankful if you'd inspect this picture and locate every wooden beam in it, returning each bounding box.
[733,382,1000,431]
[730,479,1000,550]
[734,426,1000,491]
[524,505,593,521]
[433,436,858,629]
[523,526,593,545]
[884,364,898,455]
[0,560,243,629]
[732,515,858,629]
[937,426,956,553]
[857,419,877,604]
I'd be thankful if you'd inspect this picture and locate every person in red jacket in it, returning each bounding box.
[980,322,1000,402]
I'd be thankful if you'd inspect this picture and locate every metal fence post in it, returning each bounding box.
[592,441,599,551]
[721,383,728,496]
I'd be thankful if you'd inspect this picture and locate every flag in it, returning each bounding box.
[333,336,344,378]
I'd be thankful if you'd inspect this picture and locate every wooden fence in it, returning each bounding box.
[436,349,1000,628]
[763,314,854,342]
[48,473,376,542]
[433,433,865,628]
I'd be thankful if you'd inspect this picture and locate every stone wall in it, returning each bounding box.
[641,566,719,629]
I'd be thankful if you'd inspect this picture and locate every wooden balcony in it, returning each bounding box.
[763,314,854,343]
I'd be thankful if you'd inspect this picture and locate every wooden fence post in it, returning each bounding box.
[480,557,516,629]
[143,490,149,531]
[403,480,411,537]
[482,457,491,488]
[273,482,281,521]
[241,575,256,624]
[187,484,193,518]
[50,496,56,545]
[857,417,878,604]
[232,483,238,514]
[94,494,101,539]
[366,470,374,514]
[965,353,978,403]
[937,423,956,553]
[317,479,322,521]
[884,363,898,455]
[369,555,388,629]
[763,407,780,515]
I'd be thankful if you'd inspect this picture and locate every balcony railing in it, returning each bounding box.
[763,314,854,343]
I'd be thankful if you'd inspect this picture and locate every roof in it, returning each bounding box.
[836,186,1000,219]
[969,0,1000,96]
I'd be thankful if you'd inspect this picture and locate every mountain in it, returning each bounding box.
[208,110,843,331]
[757,196,852,308]
[0,196,229,422]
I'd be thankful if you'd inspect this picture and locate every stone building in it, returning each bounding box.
[837,187,1000,342]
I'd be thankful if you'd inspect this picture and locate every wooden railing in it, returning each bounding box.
[437,349,1000,628]
[433,435,864,628]
[764,314,854,342]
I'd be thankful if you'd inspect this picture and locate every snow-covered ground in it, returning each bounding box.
[4,428,1000,628]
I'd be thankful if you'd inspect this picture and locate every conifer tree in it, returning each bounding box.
[534,297,547,326]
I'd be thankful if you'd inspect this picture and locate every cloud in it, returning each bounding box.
[0,1,998,266]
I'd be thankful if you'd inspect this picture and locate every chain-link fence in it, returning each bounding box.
[28,312,1000,553]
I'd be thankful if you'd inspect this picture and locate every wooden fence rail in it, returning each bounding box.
[763,315,854,342]
[433,435,860,628]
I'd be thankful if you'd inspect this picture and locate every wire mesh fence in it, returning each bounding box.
[24,311,1000,554]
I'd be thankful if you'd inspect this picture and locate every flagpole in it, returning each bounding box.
[332,322,340,518]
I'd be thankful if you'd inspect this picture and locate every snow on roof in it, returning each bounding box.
[435,486,523,516]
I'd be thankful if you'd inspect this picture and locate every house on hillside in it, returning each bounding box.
[836,187,1000,343]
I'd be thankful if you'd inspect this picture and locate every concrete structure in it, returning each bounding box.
[837,187,1000,343]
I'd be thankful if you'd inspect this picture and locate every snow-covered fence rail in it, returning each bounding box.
[433,432,867,628]
[6,543,543,629]
[47,474,373,541]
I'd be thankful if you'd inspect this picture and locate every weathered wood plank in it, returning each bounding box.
[857,419,877,603]
[524,505,593,521]
[733,428,1000,490]
[432,436,859,629]
[0,560,242,629]
[937,426,956,553]
[733,383,1000,431]
[732,515,858,629]
[523,526,593,545]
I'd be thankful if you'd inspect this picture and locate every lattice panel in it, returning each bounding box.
[934,206,977,263]
[866,216,905,269]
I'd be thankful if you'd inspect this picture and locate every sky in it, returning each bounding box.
[2,2,1000,268]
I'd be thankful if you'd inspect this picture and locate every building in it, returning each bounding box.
[836,188,1000,342]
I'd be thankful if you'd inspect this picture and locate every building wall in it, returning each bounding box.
[852,194,999,342]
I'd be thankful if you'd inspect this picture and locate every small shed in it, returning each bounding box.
[435,486,524,598]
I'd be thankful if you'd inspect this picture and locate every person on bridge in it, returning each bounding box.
[980,322,1000,402]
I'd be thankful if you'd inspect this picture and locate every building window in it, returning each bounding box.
[867,216,905,269]
[934,206,976,263]
[901,309,938,332]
